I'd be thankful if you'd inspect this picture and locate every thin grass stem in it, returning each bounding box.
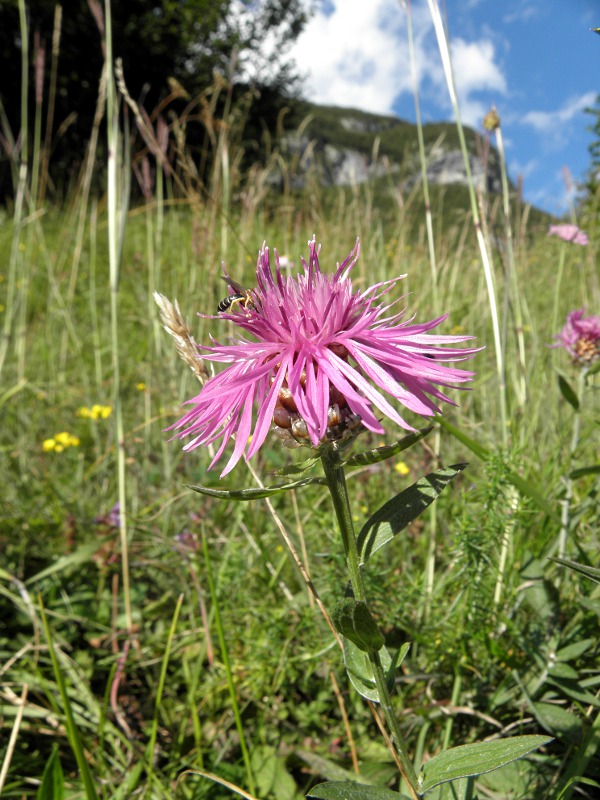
[105,0,133,636]
[144,593,184,792]
[426,0,507,444]
[201,530,256,797]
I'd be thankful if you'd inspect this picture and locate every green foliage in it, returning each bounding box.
[0,0,307,198]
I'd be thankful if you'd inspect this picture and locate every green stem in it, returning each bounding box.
[552,246,567,353]
[557,367,586,561]
[320,446,420,795]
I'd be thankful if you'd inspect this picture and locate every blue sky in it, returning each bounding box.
[286,0,599,216]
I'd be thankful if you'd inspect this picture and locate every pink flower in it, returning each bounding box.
[169,237,480,476]
[554,309,600,365]
[548,224,589,246]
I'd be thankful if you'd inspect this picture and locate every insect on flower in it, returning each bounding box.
[217,276,255,314]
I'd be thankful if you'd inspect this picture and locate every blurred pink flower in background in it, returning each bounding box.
[169,237,480,476]
[548,224,589,246]
[554,309,600,365]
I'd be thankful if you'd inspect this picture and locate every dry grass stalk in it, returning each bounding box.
[154,292,208,384]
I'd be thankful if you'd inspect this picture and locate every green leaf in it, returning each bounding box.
[417,735,553,793]
[186,476,325,500]
[251,745,297,800]
[546,677,600,707]
[37,746,64,800]
[332,599,385,653]
[344,426,434,467]
[296,751,373,785]
[357,465,466,564]
[558,374,580,410]
[550,558,600,584]
[532,702,582,738]
[587,358,600,375]
[520,555,558,622]
[39,601,99,800]
[343,638,392,702]
[556,638,596,662]
[569,464,600,479]
[307,781,410,799]
[274,456,320,477]
[386,642,411,692]
[25,542,100,585]
[548,662,579,680]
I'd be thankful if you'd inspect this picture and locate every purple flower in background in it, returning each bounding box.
[169,237,480,476]
[554,309,600,365]
[548,224,589,246]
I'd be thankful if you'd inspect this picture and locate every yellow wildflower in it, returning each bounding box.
[90,404,112,420]
[394,461,410,476]
[43,431,80,452]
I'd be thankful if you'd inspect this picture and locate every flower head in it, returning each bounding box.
[554,309,600,365]
[169,237,480,476]
[42,431,80,452]
[548,224,589,246]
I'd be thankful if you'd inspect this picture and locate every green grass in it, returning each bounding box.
[1,44,600,800]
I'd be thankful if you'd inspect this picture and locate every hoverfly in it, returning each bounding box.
[217,276,255,314]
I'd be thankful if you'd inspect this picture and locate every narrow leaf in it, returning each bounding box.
[344,426,434,467]
[357,465,466,564]
[556,638,596,662]
[296,751,374,785]
[386,642,411,691]
[39,600,99,800]
[558,375,580,410]
[186,476,325,500]
[569,464,600,479]
[546,676,600,707]
[435,415,490,459]
[36,746,64,800]
[550,558,600,584]
[417,735,552,793]
[26,542,100,585]
[307,781,410,799]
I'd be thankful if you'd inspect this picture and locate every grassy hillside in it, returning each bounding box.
[0,50,599,800]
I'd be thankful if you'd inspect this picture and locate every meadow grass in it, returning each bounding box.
[1,6,600,799]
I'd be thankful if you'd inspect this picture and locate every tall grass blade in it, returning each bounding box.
[39,599,99,800]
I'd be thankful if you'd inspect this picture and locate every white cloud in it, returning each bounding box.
[288,0,415,114]
[508,158,539,181]
[522,91,597,132]
[451,38,507,97]
[288,1,508,128]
